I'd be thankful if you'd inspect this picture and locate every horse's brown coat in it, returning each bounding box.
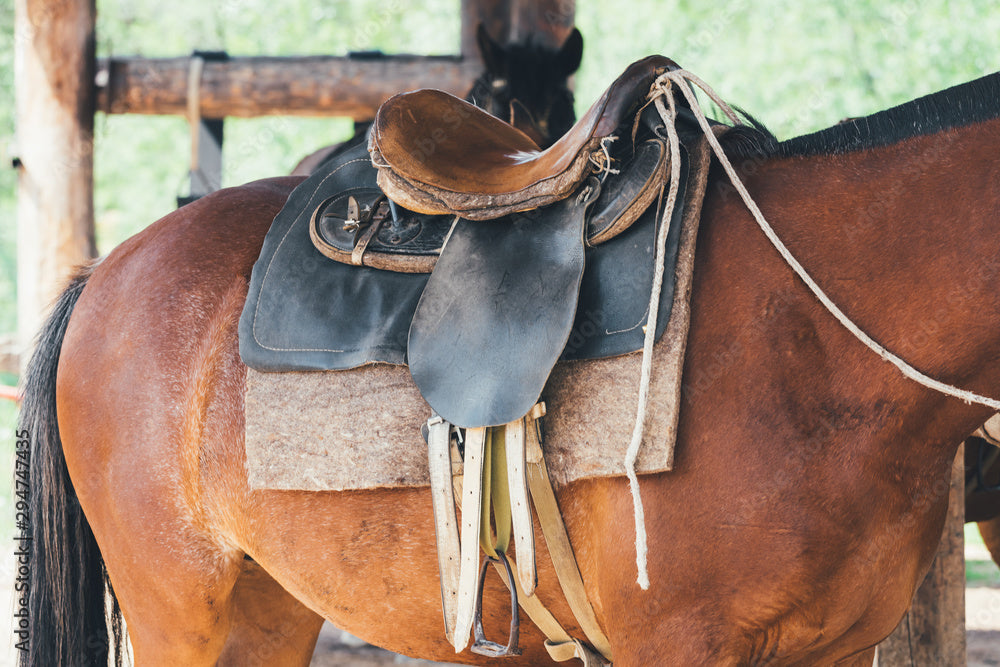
[53,113,1000,666]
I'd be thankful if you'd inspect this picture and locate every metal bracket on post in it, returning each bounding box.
[178,50,228,208]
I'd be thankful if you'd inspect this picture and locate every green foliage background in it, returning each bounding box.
[0,1,999,573]
[2,0,998,337]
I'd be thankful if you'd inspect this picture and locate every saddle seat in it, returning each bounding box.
[370,55,679,220]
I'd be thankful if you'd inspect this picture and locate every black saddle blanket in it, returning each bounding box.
[239,141,686,373]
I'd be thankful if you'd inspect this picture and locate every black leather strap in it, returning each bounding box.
[239,141,428,370]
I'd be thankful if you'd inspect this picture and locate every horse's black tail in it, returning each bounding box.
[16,266,126,667]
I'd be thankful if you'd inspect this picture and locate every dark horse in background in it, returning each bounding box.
[290,24,583,175]
[18,65,1000,665]
[967,430,1000,561]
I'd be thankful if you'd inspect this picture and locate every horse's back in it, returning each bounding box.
[56,177,301,586]
[57,174,301,483]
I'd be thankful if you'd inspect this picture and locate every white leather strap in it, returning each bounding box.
[427,416,461,646]
[431,412,612,663]
[454,426,488,651]
[505,418,537,595]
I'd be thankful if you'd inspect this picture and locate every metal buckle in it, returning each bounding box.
[470,551,522,657]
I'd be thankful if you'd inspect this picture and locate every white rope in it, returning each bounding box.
[654,69,1000,411]
[625,68,1000,590]
[624,85,684,590]
[589,136,621,181]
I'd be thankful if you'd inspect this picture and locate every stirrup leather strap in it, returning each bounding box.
[428,406,613,664]
[427,416,461,644]
[453,426,489,651]
[522,405,613,662]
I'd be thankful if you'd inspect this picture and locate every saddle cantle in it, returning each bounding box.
[370,55,679,220]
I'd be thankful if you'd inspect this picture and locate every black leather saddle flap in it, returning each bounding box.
[240,142,428,371]
[407,190,590,427]
[565,144,688,360]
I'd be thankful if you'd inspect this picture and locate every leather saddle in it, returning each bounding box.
[247,54,702,428]
[309,55,680,274]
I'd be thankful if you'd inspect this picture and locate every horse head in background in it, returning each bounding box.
[290,25,582,176]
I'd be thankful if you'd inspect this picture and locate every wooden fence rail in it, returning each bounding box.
[96,55,480,119]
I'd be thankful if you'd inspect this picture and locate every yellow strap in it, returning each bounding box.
[482,426,512,556]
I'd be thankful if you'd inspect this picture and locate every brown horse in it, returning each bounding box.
[290,25,583,175]
[19,70,1000,666]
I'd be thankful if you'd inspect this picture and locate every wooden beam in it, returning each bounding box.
[96,55,480,119]
[875,448,966,665]
[15,0,98,350]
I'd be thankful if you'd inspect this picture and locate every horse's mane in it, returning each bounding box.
[779,71,1000,157]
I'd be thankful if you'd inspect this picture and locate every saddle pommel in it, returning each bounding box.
[370,55,680,220]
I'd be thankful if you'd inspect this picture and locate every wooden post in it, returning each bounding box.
[14,0,98,350]
[875,447,966,666]
[461,0,575,59]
